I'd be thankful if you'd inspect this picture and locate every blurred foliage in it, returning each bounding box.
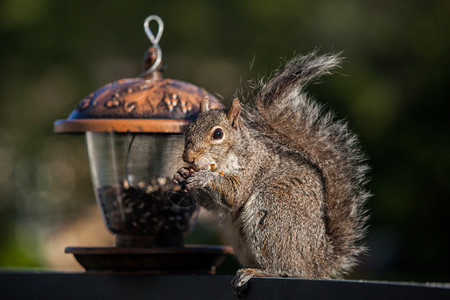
[0,0,449,281]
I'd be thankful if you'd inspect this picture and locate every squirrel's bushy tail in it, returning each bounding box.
[250,52,370,276]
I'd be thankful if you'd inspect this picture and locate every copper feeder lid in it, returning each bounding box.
[54,15,223,134]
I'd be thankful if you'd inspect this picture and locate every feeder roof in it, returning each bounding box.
[53,75,223,133]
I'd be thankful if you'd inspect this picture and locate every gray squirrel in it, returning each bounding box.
[172,52,370,297]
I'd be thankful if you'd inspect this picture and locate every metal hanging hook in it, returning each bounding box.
[144,15,164,45]
[141,15,164,77]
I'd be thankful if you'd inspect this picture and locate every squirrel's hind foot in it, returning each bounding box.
[231,268,270,298]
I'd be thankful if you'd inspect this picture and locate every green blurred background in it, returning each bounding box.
[0,0,449,281]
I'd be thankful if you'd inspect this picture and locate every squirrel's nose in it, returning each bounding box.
[182,150,195,164]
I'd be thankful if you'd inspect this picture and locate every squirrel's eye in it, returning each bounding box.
[212,128,224,140]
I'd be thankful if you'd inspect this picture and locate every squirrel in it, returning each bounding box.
[172,52,370,297]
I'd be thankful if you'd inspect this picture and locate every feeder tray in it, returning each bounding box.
[66,246,233,275]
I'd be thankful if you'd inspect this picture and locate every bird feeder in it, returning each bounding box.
[54,15,231,274]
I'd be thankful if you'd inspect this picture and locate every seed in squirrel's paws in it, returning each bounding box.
[188,166,195,173]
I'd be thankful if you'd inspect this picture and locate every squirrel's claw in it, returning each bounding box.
[232,268,271,298]
[231,268,255,298]
[179,167,191,178]
[172,167,192,191]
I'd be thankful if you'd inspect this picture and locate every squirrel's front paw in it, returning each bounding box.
[172,167,192,191]
[172,168,213,191]
[184,170,214,190]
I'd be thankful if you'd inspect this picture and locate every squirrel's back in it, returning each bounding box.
[247,53,370,276]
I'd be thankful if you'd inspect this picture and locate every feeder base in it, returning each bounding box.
[65,245,233,275]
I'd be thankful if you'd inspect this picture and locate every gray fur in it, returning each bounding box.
[173,52,370,297]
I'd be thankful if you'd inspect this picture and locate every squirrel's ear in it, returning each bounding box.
[227,98,241,129]
[200,97,210,113]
